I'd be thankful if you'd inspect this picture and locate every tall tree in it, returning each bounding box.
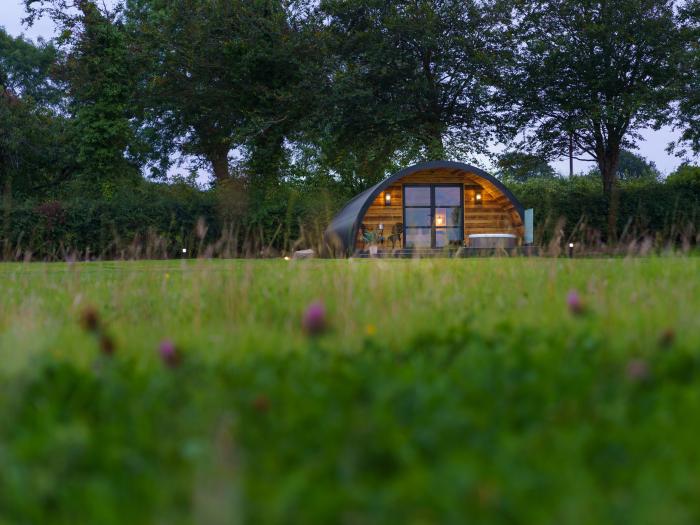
[24,0,142,195]
[675,0,700,156]
[499,0,684,239]
[0,28,71,198]
[496,151,556,181]
[125,0,316,190]
[614,150,661,181]
[319,0,502,178]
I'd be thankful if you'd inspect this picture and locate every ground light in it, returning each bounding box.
[568,242,574,258]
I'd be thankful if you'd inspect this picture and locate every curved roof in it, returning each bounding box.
[325,160,525,254]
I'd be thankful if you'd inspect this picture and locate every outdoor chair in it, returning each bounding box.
[388,223,403,248]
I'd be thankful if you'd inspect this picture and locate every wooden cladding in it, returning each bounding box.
[355,169,523,250]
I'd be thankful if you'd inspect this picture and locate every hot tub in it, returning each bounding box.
[468,233,517,249]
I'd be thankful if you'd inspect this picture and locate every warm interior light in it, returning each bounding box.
[475,192,482,202]
[435,211,445,227]
[384,192,391,206]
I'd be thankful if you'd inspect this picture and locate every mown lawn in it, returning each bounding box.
[1,257,699,524]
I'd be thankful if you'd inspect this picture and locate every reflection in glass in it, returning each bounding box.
[435,209,446,227]
[435,186,461,206]
[435,228,462,247]
[434,207,461,227]
[405,228,431,248]
[405,208,431,228]
[404,187,430,206]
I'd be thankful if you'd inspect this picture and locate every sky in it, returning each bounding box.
[0,0,691,177]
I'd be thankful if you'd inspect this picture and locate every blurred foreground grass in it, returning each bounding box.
[1,257,699,524]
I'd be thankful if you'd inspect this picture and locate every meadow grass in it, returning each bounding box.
[1,257,699,524]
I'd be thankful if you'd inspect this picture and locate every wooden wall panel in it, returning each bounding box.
[354,169,524,250]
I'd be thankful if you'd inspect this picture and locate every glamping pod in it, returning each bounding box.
[325,160,531,256]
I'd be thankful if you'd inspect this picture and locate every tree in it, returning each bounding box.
[124,0,317,190]
[585,149,661,181]
[496,151,556,181]
[666,163,700,185]
[615,150,661,181]
[0,28,72,198]
[499,0,684,239]
[675,0,700,156]
[318,0,502,178]
[24,0,142,195]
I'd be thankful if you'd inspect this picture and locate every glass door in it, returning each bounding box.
[403,185,463,248]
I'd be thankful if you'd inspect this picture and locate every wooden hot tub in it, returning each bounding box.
[468,233,517,249]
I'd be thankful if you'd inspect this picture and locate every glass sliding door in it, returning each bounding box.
[434,186,463,248]
[403,186,432,248]
[403,184,463,248]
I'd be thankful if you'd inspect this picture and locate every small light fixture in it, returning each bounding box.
[384,192,391,206]
[568,242,574,248]
[475,191,482,204]
[568,242,574,258]
[284,256,290,261]
[182,248,187,254]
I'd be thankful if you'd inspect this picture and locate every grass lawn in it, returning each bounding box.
[1,257,700,524]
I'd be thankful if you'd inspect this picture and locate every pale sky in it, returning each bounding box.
[0,0,691,177]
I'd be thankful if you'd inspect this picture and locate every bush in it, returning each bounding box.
[509,173,700,245]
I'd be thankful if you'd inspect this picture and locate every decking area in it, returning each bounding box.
[352,246,540,258]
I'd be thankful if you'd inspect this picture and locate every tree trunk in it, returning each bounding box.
[598,149,621,243]
[424,122,445,160]
[248,131,285,193]
[208,145,231,182]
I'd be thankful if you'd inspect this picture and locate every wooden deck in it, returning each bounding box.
[352,246,540,258]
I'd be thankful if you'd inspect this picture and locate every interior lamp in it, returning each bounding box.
[384,192,391,206]
[475,191,482,203]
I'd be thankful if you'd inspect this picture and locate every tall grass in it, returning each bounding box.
[1,257,700,522]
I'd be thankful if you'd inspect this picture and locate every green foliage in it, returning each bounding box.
[586,150,662,182]
[0,28,72,197]
[124,0,317,185]
[64,2,141,186]
[1,258,700,522]
[0,28,58,102]
[509,173,700,242]
[496,151,557,181]
[0,173,351,260]
[667,164,700,186]
[675,0,700,155]
[498,0,685,235]
[317,0,501,179]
